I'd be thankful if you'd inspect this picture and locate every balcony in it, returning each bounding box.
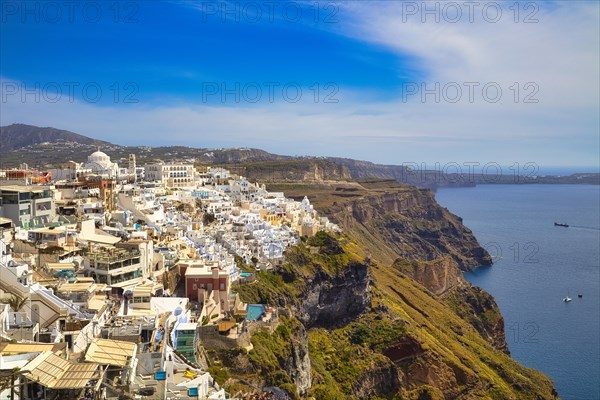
[6,321,39,341]
[85,248,141,265]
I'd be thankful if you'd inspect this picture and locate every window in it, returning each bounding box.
[19,192,31,202]
[2,193,18,204]
[109,262,122,270]
[36,201,51,211]
[192,283,197,290]
[220,283,225,290]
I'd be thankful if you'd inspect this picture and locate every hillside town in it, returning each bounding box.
[0,150,339,400]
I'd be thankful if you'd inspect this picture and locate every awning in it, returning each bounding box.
[87,295,107,311]
[0,343,66,355]
[46,262,76,271]
[78,229,120,245]
[22,351,101,389]
[57,282,94,292]
[85,338,136,367]
[109,279,142,289]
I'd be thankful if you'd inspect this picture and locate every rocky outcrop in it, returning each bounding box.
[284,326,312,395]
[393,256,463,295]
[298,261,370,328]
[353,357,400,399]
[393,256,509,353]
[444,284,510,353]
[327,189,492,270]
[396,353,472,400]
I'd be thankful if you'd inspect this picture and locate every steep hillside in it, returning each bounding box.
[327,188,492,270]
[268,180,491,270]
[213,232,556,399]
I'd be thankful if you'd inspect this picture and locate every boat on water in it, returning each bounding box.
[578,294,583,298]
[554,222,569,227]
[563,296,572,302]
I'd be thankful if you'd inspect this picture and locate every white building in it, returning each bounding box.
[83,150,119,178]
[0,185,56,229]
[145,162,196,188]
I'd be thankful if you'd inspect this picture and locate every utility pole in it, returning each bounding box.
[9,371,14,400]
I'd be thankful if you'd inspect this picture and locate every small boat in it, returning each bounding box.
[563,296,572,302]
[578,294,583,298]
[554,222,569,227]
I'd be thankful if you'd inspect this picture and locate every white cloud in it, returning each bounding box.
[2,2,598,166]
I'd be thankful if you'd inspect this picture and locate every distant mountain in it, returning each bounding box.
[1,123,597,186]
[0,124,290,167]
[195,148,291,164]
[0,123,112,152]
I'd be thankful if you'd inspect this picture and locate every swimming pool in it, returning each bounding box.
[246,304,266,321]
[240,272,253,278]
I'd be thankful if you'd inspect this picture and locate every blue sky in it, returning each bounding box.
[1,1,599,168]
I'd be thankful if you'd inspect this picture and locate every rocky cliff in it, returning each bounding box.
[220,159,352,183]
[393,257,509,353]
[298,261,370,328]
[204,180,555,399]
[325,187,492,270]
[321,186,510,354]
[284,325,312,395]
[210,230,555,399]
[392,256,463,296]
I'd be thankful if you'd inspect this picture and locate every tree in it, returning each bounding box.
[203,213,216,225]
[1,295,28,312]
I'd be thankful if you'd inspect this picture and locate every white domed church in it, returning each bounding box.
[83,149,119,178]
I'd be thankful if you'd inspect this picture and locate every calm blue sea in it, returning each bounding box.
[435,185,600,400]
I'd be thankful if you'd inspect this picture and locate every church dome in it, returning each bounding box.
[85,149,118,174]
[88,150,110,162]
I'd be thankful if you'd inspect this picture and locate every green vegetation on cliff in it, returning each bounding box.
[210,231,556,399]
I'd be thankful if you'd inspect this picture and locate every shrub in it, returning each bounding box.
[350,324,370,345]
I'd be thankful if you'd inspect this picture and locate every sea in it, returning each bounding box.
[435,184,600,400]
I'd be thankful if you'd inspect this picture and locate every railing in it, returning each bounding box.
[84,250,141,264]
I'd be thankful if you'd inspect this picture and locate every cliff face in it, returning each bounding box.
[393,257,509,353]
[392,257,463,296]
[284,326,312,395]
[320,187,510,354]
[223,159,352,183]
[209,183,555,399]
[298,261,370,328]
[328,157,410,180]
[327,188,492,270]
[444,284,510,353]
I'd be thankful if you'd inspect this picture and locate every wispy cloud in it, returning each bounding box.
[2,1,598,167]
